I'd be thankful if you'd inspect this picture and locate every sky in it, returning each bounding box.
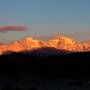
[0,0,90,42]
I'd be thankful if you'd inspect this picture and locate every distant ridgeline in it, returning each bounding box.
[0,35,90,55]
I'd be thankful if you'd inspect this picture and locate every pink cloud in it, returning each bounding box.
[0,25,28,32]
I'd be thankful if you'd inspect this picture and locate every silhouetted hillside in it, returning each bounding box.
[25,47,70,56]
[0,47,90,78]
[0,47,90,89]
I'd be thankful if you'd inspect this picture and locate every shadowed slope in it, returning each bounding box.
[0,48,90,82]
[22,47,70,56]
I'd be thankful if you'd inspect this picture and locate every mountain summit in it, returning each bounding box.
[0,35,90,55]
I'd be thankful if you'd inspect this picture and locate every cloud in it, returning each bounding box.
[0,25,28,32]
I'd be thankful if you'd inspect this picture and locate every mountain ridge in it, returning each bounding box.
[0,35,90,55]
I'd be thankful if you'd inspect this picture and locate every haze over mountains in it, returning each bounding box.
[0,35,90,55]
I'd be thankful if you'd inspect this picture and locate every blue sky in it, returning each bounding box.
[0,0,90,42]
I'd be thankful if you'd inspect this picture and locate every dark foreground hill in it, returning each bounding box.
[0,47,90,78]
[0,47,90,89]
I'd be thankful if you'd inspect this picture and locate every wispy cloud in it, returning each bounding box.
[0,25,28,32]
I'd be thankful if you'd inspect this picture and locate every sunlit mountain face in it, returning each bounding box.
[0,35,90,55]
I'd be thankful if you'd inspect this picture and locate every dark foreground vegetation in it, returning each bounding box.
[0,48,90,89]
